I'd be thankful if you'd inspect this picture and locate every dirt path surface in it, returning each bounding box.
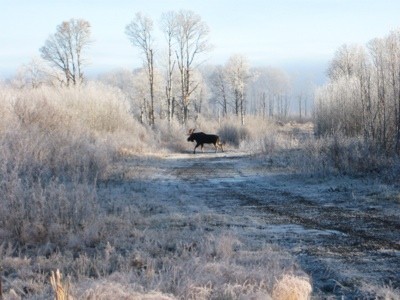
[113,151,400,298]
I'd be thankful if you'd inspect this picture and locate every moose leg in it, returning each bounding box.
[217,139,224,152]
[214,143,218,153]
[194,143,200,154]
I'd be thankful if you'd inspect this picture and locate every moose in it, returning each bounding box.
[187,128,224,154]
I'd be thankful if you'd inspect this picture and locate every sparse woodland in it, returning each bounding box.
[0,12,399,300]
[315,30,400,167]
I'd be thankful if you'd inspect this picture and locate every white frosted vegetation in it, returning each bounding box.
[0,83,312,299]
[0,82,398,299]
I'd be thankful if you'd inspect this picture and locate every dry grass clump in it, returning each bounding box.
[272,274,312,300]
[50,269,72,300]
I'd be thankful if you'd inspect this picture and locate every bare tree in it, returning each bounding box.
[385,30,400,154]
[40,19,91,86]
[173,10,211,124]
[12,57,49,89]
[328,44,359,80]
[226,54,250,125]
[298,94,303,121]
[160,11,178,123]
[249,68,270,118]
[369,37,389,150]
[126,13,156,126]
[210,65,229,117]
[191,69,209,119]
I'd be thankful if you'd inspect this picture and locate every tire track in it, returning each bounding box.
[232,187,400,251]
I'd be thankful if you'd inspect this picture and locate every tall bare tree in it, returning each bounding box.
[40,19,91,86]
[160,11,178,123]
[369,37,389,150]
[173,10,210,124]
[385,30,400,154]
[226,54,250,125]
[328,44,360,80]
[126,13,156,126]
[210,65,229,117]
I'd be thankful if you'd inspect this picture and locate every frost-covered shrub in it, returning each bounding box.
[218,123,250,147]
[0,83,140,247]
[296,133,393,176]
[153,118,189,153]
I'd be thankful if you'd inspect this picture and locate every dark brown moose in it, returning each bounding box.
[187,128,224,154]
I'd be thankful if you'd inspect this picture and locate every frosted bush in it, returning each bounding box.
[272,274,312,300]
[218,123,250,147]
[0,83,138,247]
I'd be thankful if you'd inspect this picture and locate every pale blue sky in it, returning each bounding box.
[1,0,400,79]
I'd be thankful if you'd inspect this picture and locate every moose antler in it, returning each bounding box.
[187,128,196,135]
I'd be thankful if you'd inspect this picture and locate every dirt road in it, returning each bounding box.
[116,151,400,298]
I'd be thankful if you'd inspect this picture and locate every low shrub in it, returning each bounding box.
[218,123,250,147]
[297,133,394,176]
